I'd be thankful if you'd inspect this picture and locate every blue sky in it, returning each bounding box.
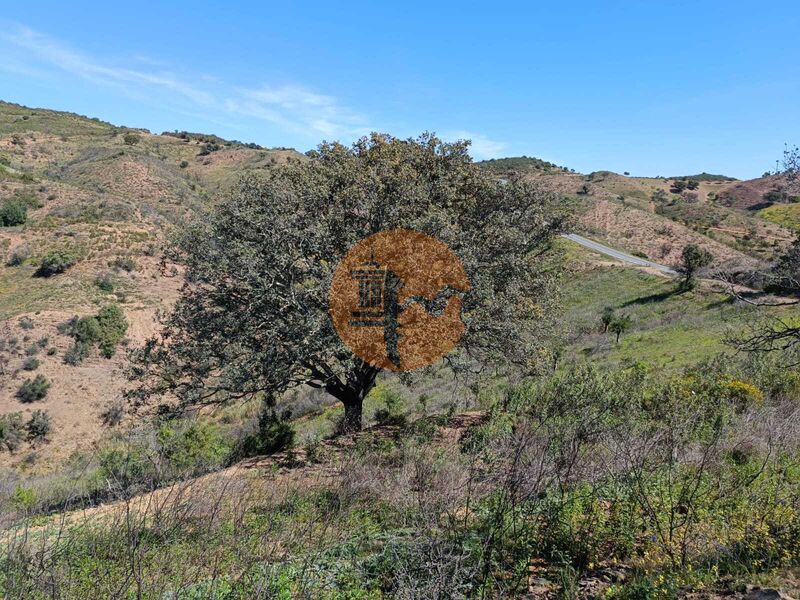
[0,1,798,178]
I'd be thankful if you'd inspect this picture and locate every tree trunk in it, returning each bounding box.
[324,362,379,434]
[341,399,363,434]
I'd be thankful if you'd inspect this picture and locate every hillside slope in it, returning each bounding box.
[0,101,302,471]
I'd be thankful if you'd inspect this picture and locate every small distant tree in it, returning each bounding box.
[608,314,632,343]
[677,244,713,290]
[600,306,615,333]
[123,132,141,146]
[671,179,688,193]
[686,180,699,190]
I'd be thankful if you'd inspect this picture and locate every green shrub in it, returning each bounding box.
[63,341,90,366]
[35,249,77,277]
[9,485,37,511]
[26,410,51,442]
[98,444,154,487]
[238,405,294,458]
[16,375,50,402]
[371,384,407,427]
[61,305,127,363]
[0,413,24,452]
[157,420,230,474]
[95,271,115,292]
[123,132,141,146]
[96,304,128,357]
[74,316,102,345]
[179,160,189,169]
[0,200,27,226]
[22,356,39,371]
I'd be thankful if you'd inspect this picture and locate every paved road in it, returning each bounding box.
[562,233,678,275]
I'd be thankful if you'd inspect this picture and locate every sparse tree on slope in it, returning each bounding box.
[609,314,631,343]
[677,244,712,291]
[127,133,567,432]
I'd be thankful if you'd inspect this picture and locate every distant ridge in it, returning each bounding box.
[477,156,570,173]
[667,172,737,182]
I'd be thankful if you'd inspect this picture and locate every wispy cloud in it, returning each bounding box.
[0,24,370,141]
[447,130,508,160]
[0,24,507,155]
[228,85,368,138]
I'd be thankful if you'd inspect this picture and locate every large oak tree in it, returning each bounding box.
[128,134,567,431]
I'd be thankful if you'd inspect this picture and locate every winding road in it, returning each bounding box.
[563,233,677,275]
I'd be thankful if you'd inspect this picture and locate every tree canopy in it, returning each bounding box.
[128,133,567,431]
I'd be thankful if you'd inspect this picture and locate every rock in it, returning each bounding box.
[745,586,797,600]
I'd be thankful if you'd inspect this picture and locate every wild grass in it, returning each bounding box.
[558,265,793,369]
[0,357,798,598]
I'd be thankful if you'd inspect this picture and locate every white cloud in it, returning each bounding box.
[230,85,367,138]
[447,130,508,160]
[0,24,370,141]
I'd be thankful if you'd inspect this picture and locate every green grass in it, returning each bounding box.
[759,202,800,231]
[559,263,788,369]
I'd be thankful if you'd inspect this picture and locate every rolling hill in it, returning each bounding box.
[0,102,797,473]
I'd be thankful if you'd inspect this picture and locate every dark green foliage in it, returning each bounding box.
[16,374,50,402]
[129,133,566,431]
[35,249,77,277]
[677,244,713,290]
[600,306,615,332]
[22,356,39,371]
[96,304,128,357]
[61,304,128,364]
[608,313,632,342]
[670,179,687,193]
[123,132,141,145]
[25,409,51,442]
[477,155,566,173]
[668,172,736,182]
[179,160,189,168]
[0,413,24,451]
[197,142,220,156]
[95,271,114,292]
[0,200,27,226]
[157,420,231,474]
[237,404,295,458]
[63,342,90,366]
[161,129,263,149]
